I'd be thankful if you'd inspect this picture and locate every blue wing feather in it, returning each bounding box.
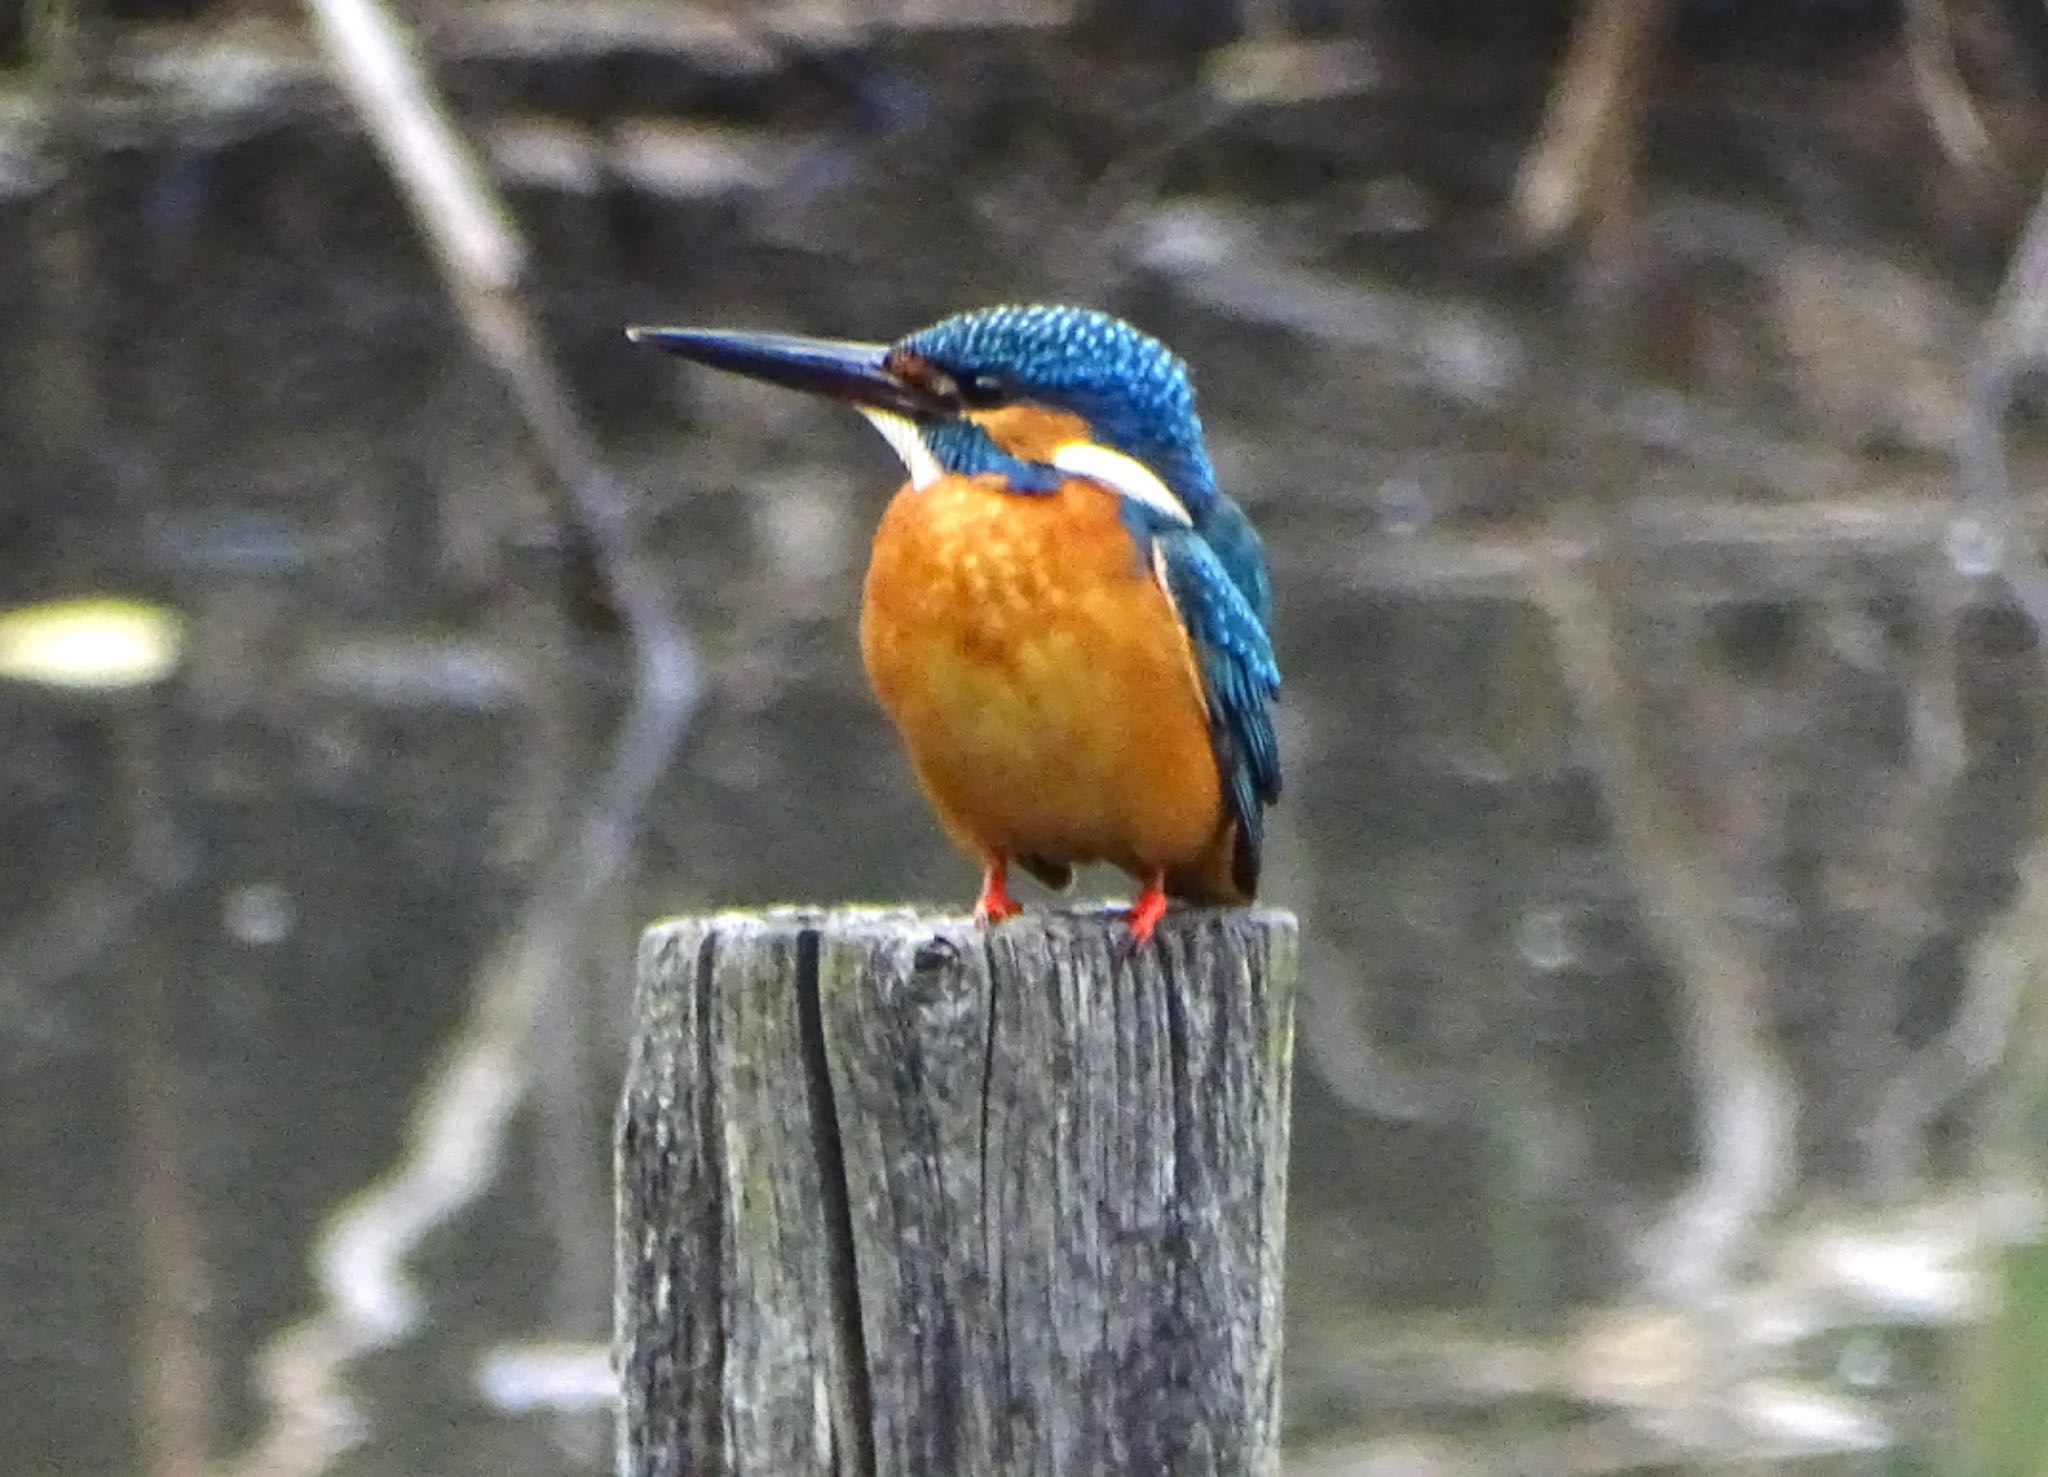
[1195,495,1272,628]
[1150,513,1281,895]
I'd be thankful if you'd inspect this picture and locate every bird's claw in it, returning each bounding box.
[973,865,1023,927]
[1121,876,1169,955]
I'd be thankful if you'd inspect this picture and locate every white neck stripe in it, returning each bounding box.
[856,411,1191,527]
[1049,441,1192,525]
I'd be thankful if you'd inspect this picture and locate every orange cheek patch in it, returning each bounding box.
[967,404,1092,462]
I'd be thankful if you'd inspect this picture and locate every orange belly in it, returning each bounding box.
[859,473,1232,892]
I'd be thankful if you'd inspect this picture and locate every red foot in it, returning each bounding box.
[1125,873,1169,946]
[973,863,1023,926]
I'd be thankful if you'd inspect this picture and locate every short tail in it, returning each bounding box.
[1164,822,1255,906]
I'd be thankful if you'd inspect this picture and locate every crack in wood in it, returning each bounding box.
[794,924,877,1477]
[691,927,728,1477]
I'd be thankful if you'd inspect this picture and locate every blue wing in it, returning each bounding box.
[1196,494,1272,628]
[1151,516,1281,896]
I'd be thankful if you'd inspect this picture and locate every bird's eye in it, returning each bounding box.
[960,372,1008,407]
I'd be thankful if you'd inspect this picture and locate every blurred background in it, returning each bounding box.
[7,0,2048,1473]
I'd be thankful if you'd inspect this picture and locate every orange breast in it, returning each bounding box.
[859,474,1228,887]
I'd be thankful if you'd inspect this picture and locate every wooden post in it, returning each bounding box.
[615,905,1297,1477]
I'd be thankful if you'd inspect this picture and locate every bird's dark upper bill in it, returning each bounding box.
[625,326,944,420]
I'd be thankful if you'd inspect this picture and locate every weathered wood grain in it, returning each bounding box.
[616,905,1297,1477]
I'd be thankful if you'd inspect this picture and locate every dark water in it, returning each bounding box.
[5,10,2048,1476]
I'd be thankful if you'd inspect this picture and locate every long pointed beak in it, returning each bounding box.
[625,326,948,421]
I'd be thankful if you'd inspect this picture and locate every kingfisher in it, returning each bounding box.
[629,304,1280,944]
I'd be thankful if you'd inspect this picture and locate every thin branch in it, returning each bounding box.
[1297,965,1464,1124]
[1876,107,2048,1214]
[1527,539,1795,1300]
[1902,0,1998,176]
[228,4,700,1475]
[1873,835,2047,1192]
[303,0,523,298]
[1511,0,1674,247]
[1843,562,1963,1193]
[1958,157,2048,645]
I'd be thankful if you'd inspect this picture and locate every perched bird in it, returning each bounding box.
[629,304,1280,944]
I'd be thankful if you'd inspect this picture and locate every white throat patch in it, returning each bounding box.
[856,407,944,490]
[1050,441,1192,526]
